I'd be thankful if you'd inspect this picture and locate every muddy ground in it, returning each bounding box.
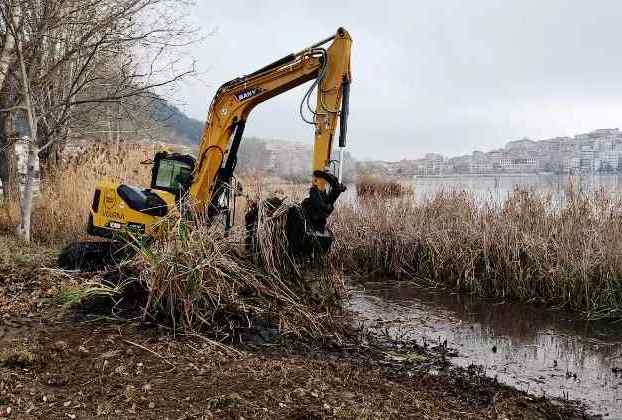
[0,237,596,419]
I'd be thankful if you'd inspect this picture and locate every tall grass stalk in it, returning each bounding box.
[129,215,345,338]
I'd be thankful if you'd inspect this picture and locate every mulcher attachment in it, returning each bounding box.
[245,170,346,256]
[286,170,346,254]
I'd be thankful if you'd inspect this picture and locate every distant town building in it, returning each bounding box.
[358,128,622,176]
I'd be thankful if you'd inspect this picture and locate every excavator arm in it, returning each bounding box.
[189,27,353,234]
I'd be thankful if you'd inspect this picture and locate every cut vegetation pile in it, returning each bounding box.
[89,206,346,340]
[331,187,622,318]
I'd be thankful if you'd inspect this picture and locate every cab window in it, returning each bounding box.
[154,159,193,192]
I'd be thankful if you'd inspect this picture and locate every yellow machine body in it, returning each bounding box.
[88,179,177,237]
[86,28,353,244]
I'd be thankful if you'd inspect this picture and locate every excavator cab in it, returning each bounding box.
[149,151,196,197]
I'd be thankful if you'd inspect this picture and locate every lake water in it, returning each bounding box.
[347,173,622,417]
[413,173,622,202]
[351,281,622,418]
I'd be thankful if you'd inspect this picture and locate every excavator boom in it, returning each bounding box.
[190,28,352,222]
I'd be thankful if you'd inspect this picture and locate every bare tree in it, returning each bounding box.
[0,0,198,241]
[0,90,19,201]
[0,8,16,89]
[12,11,37,241]
[0,1,19,200]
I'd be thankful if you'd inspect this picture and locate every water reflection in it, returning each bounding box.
[413,173,622,202]
[350,281,622,417]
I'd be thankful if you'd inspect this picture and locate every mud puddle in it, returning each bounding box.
[350,280,622,418]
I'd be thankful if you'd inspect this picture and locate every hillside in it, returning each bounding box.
[151,99,204,144]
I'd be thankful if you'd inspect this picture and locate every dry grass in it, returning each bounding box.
[0,143,346,338]
[4,142,622,321]
[0,341,35,368]
[0,142,153,244]
[356,175,412,198]
[331,187,622,318]
[125,216,345,339]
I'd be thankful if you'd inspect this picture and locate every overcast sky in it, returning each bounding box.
[175,0,622,161]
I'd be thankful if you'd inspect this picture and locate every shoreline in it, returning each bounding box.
[0,239,598,419]
[412,172,622,179]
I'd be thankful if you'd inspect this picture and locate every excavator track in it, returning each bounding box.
[58,241,134,271]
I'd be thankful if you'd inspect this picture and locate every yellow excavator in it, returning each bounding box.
[60,28,352,268]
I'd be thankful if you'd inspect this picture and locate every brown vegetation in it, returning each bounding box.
[0,152,600,418]
[0,142,153,244]
[3,146,622,320]
[0,144,345,339]
[356,175,411,198]
[332,187,622,318]
[126,218,345,339]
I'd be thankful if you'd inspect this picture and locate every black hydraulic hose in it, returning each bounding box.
[339,77,350,148]
[299,49,328,124]
[247,31,335,80]
[307,34,336,50]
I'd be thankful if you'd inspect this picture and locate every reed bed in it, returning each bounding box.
[331,187,622,318]
[5,143,622,321]
[0,142,153,244]
[356,175,412,198]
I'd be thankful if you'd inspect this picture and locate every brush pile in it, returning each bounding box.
[331,187,622,318]
[120,201,345,340]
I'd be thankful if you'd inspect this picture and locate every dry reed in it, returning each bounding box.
[126,216,345,339]
[331,187,622,318]
[356,175,411,198]
[0,142,153,244]
[5,142,622,320]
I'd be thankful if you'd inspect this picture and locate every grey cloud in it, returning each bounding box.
[176,0,622,160]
